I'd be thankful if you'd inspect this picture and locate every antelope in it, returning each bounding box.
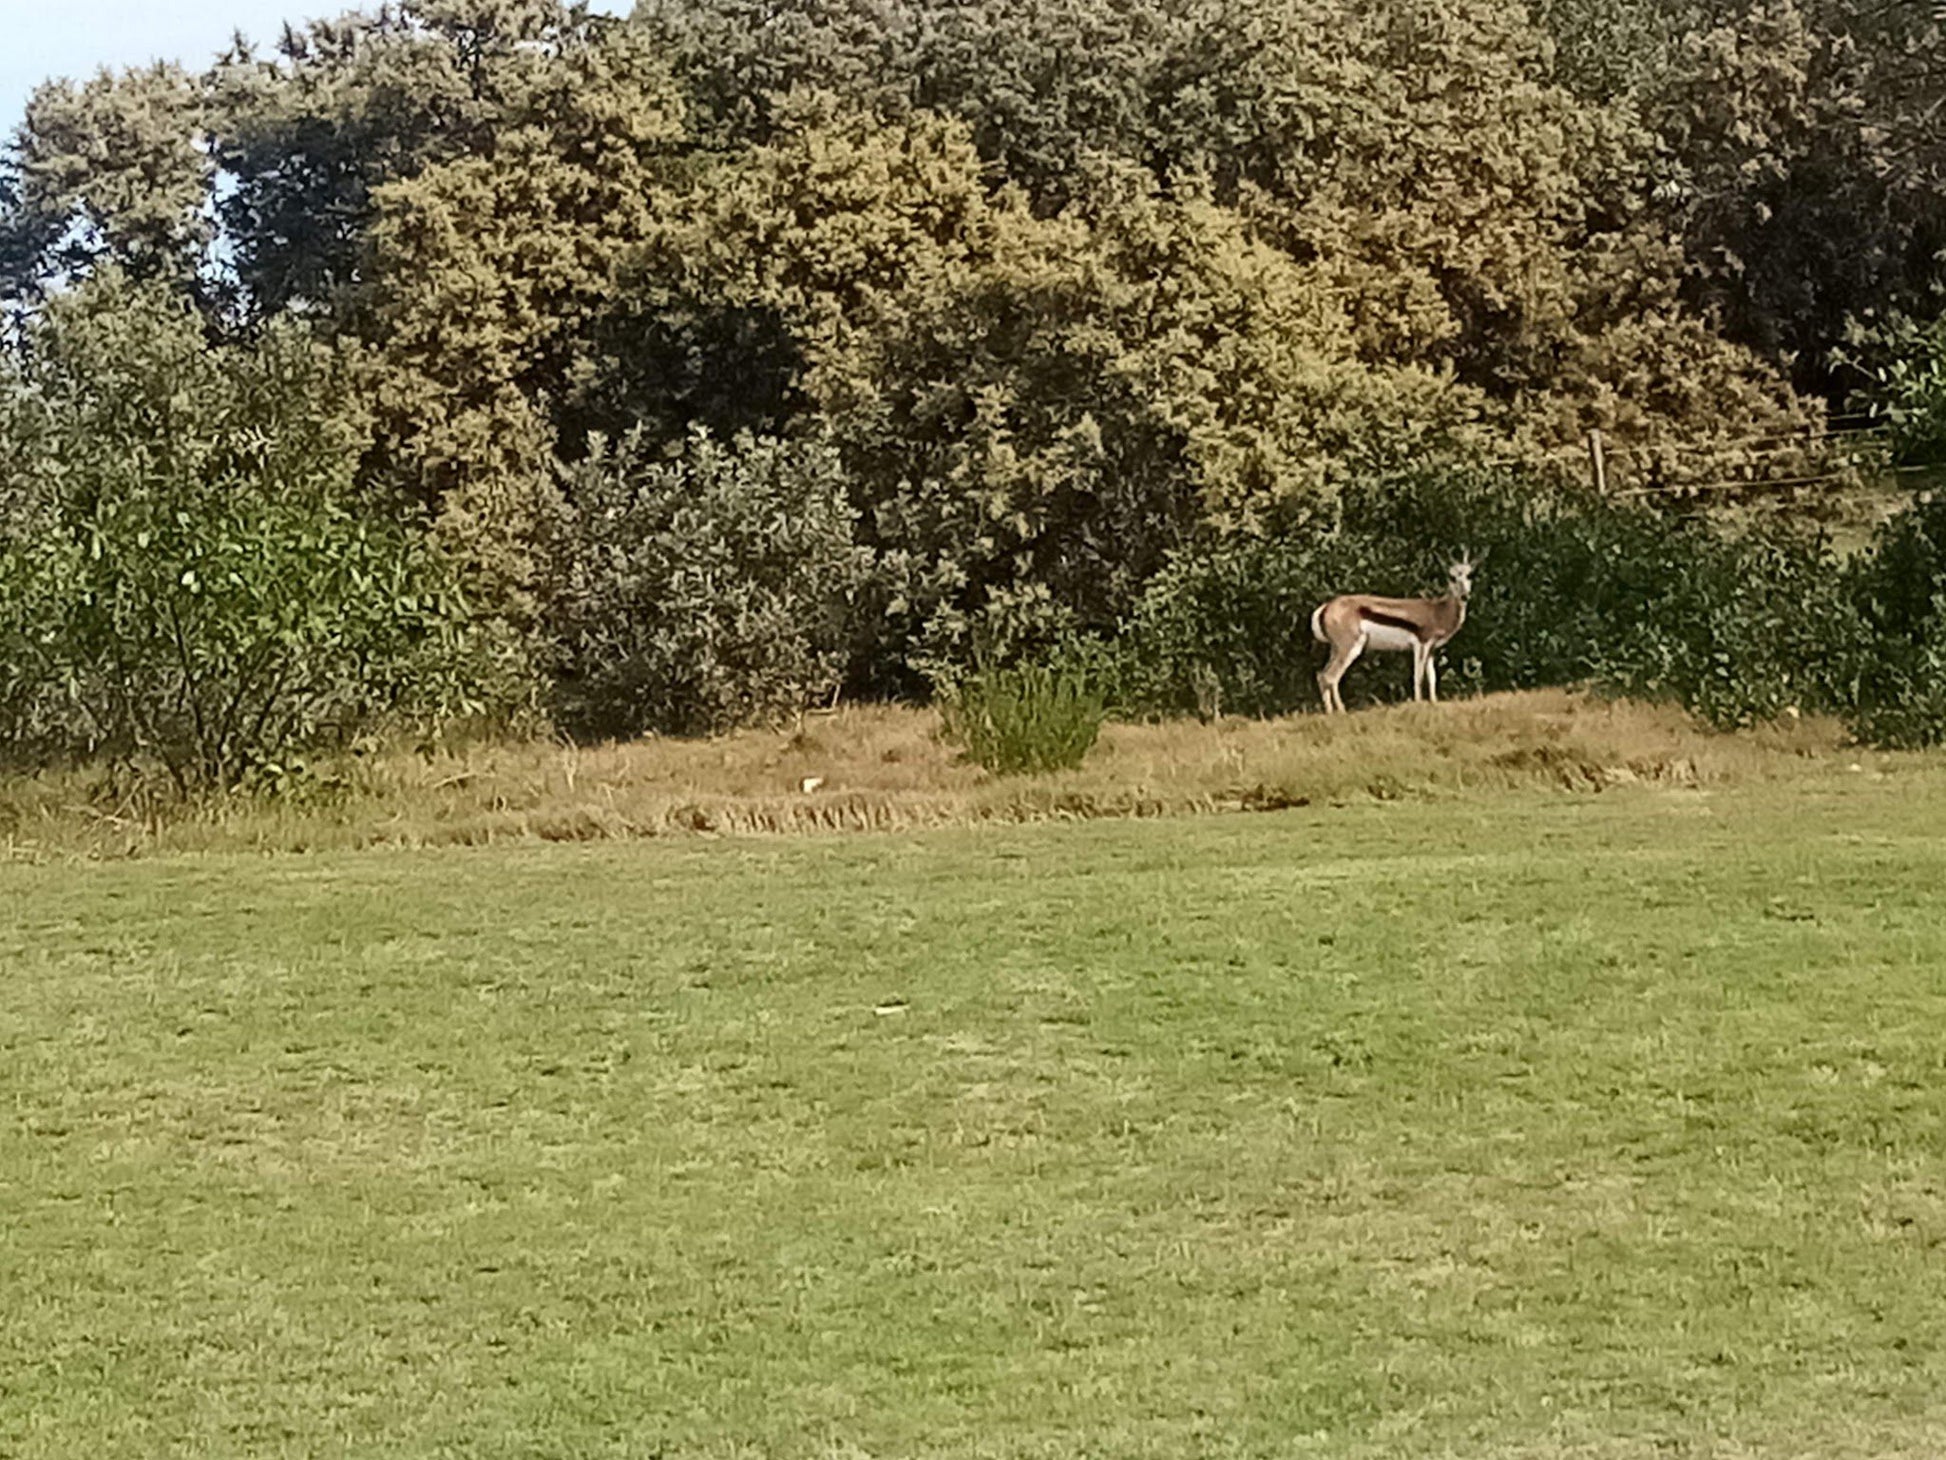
[1311,557,1475,714]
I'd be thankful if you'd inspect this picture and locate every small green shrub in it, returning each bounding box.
[939,659,1105,775]
[1845,638,1946,749]
[1589,524,1866,730]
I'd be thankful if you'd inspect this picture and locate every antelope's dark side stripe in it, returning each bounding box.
[1357,608,1425,633]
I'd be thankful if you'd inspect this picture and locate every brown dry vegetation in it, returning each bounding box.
[0,691,1899,861]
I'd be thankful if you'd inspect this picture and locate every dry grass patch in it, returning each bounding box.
[0,689,1890,859]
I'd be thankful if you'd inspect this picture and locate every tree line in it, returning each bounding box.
[1,0,1943,787]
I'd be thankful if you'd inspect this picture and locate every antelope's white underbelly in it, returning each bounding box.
[1360,623,1421,652]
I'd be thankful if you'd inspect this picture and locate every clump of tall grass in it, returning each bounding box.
[938,659,1106,775]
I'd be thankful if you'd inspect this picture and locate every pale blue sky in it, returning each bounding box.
[2,1,628,136]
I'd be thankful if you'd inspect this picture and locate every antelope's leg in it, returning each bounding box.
[1425,650,1439,704]
[1410,641,1428,702]
[1318,634,1365,714]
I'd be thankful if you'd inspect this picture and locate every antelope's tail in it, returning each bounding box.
[1309,603,1328,643]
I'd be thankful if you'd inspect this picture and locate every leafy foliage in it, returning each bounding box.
[545,427,870,739]
[1106,470,1868,729]
[636,104,1496,684]
[0,275,483,792]
[0,63,213,300]
[1844,493,1946,747]
[1543,0,1946,403]
[636,0,1821,463]
[1837,310,1946,468]
[204,2,693,616]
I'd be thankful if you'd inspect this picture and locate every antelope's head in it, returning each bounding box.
[1448,552,1479,600]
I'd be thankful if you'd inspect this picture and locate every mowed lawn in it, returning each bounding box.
[5,775,1946,1458]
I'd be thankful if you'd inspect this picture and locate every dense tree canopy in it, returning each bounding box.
[1,63,213,295]
[0,0,1940,732]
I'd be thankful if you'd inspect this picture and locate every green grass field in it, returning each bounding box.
[6,772,1946,1457]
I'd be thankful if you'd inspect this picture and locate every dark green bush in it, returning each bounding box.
[1844,493,1946,747]
[939,658,1105,775]
[1590,526,1865,730]
[1093,527,1330,719]
[1104,469,1869,729]
[546,426,871,739]
[0,491,482,792]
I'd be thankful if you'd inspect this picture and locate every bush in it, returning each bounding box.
[1588,524,1865,730]
[1844,492,1946,747]
[0,275,484,793]
[0,493,480,792]
[1837,311,1946,468]
[1105,468,1867,729]
[1095,525,1333,719]
[546,427,871,738]
[939,658,1105,775]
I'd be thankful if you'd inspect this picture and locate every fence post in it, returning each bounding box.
[1586,428,1608,494]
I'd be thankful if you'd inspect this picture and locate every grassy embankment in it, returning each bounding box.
[0,690,1905,859]
[4,714,1946,1455]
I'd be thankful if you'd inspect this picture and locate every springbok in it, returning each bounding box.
[1311,557,1475,713]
